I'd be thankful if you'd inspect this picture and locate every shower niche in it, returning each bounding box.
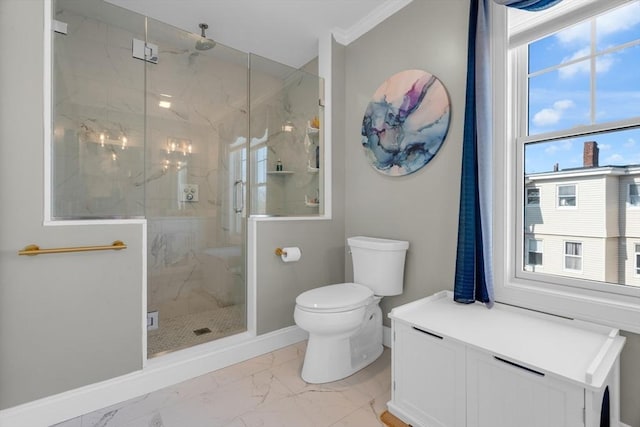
[51,0,324,358]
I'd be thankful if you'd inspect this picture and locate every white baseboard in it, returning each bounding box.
[0,326,307,427]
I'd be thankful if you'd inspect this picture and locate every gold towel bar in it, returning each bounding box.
[18,240,127,256]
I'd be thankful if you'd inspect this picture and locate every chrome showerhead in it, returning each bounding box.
[195,23,216,51]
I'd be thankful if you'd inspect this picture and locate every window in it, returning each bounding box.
[229,130,270,219]
[252,144,268,215]
[495,0,640,331]
[527,239,543,266]
[564,241,582,272]
[526,187,540,205]
[630,184,640,207]
[515,1,640,288]
[557,184,576,208]
[636,244,640,276]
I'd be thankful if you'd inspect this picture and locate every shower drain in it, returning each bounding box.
[193,327,212,336]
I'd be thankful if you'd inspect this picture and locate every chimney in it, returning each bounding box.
[553,163,559,172]
[583,141,599,168]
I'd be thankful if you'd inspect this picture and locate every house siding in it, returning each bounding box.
[525,233,607,281]
[526,176,609,238]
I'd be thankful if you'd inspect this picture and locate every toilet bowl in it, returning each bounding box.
[294,236,409,384]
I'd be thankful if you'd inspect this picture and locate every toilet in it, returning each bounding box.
[294,236,409,384]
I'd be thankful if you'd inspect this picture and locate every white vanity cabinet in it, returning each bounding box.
[388,291,625,427]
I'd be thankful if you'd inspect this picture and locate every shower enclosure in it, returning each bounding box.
[51,0,323,357]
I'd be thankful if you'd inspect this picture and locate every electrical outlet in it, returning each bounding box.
[180,184,199,202]
[147,311,159,330]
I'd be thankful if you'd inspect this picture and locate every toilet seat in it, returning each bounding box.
[296,283,373,313]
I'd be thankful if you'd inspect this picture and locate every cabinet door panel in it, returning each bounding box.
[393,323,466,427]
[466,348,584,427]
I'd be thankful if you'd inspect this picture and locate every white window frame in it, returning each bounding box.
[556,184,577,209]
[563,241,583,273]
[629,183,640,208]
[526,187,540,206]
[635,243,640,277]
[526,238,543,268]
[491,0,640,333]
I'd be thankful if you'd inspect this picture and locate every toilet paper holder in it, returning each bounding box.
[275,247,302,262]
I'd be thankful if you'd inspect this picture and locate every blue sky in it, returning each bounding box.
[524,2,640,174]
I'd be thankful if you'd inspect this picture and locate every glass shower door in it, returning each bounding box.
[144,18,248,357]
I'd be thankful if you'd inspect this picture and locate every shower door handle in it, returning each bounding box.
[233,180,244,213]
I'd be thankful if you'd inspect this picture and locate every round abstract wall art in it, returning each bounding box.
[361,69,451,176]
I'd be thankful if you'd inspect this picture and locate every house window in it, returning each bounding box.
[526,187,540,206]
[557,184,576,208]
[630,184,640,207]
[636,244,640,276]
[527,239,543,266]
[564,241,582,272]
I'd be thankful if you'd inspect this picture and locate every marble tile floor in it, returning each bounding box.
[53,341,391,427]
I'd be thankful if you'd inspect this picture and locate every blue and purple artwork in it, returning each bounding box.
[361,69,451,176]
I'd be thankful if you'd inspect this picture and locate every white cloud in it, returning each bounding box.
[624,138,636,148]
[544,145,559,154]
[596,3,640,39]
[555,21,590,45]
[558,48,614,79]
[560,140,573,151]
[605,153,625,164]
[532,99,575,127]
[534,108,561,126]
[553,99,575,110]
[544,140,573,155]
[599,143,611,150]
[555,3,640,45]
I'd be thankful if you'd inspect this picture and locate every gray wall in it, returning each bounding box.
[256,40,346,334]
[343,1,640,425]
[0,0,143,409]
[344,0,468,321]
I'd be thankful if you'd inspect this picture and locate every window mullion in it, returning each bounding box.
[590,18,596,125]
[518,118,640,145]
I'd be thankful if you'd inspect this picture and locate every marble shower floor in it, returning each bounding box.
[147,304,246,357]
[53,341,391,427]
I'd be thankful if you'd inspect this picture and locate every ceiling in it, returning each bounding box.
[104,0,409,68]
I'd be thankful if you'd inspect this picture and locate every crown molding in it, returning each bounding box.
[332,0,414,46]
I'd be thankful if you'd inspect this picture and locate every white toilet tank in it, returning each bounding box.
[348,236,409,296]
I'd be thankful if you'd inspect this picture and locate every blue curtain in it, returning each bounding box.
[454,0,564,305]
[494,0,563,12]
[454,0,493,305]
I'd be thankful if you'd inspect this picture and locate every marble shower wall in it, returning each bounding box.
[53,1,146,218]
[249,56,323,216]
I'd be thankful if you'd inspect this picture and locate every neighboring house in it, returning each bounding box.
[524,141,640,287]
